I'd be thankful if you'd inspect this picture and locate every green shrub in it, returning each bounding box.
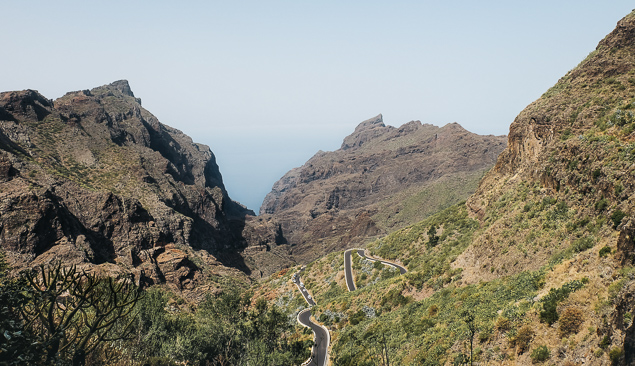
[427,225,439,247]
[142,357,179,366]
[530,345,550,363]
[611,209,627,229]
[609,347,624,365]
[596,198,609,211]
[453,353,469,366]
[478,327,493,343]
[495,316,511,331]
[572,236,595,253]
[540,280,585,325]
[599,246,612,258]
[616,183,624,197]
[349,309,365,325]
[599,335,611,349]
[542,196,557,207]
[428,304,438,317]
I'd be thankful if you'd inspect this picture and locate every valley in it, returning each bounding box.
[2,8,635,366]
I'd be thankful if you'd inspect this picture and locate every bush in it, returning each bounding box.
[561,128,573,140]
[559,307,584,337]
[478,327,493,343]
[142,357,179,366]
[599,335,611,349]
[428,304,439,317]
[572,236,595,253]
[609,347,624,365]
[495,316,511,331]
[540,280,585,325]
[540,297,559,325]
[599,246,612,258]
[611,209,627,229]
[596,198,609,211]
[530,345,550,363]
[511,325,534,354]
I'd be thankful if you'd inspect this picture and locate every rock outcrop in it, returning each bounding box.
[0,81,290,294]
[262,114,506,262]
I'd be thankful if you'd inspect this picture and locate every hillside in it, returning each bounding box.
[0,81,293,296]
[256,10,635,366]
[261,114,506,263]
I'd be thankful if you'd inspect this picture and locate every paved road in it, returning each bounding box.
[344,248,408,293]
[297,309,330,366]
[344,249,356,291]
[356,249,408,274]
[292,269,328,365]
[292,269,316,306]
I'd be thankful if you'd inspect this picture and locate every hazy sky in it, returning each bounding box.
[2,1,633,212]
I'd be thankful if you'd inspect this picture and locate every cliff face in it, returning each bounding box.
[469,12,635,214]
[462,11,635,282]
[0,81,290,293]
[262,114,506,262]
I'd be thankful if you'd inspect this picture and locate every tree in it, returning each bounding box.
[427,225,439,247]
[461,310,477,366]
[20,262,142,366]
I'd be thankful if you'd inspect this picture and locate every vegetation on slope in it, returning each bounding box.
[255,197,629,365]
[0,253,310,366]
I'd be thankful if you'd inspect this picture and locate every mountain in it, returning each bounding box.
[0,81,291,295]
[261,114,506,262]
[258,10,635,365]
[462,8,635,282]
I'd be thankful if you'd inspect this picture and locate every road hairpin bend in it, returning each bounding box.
[293,267,329,366]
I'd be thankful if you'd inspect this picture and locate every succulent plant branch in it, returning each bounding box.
[19,262,142,366]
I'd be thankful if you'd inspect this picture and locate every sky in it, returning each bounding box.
[2,1,634,213]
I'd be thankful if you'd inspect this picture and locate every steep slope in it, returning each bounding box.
[0,81,291,293]
[262,115,506,262]
[256,10,635,366]
[461,9,635,283]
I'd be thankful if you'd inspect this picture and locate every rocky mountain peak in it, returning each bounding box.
[341,114,388,150]
[597,10,635,50]
[108,79,136,97]
[355,113,385,130]
[0,89,53,122]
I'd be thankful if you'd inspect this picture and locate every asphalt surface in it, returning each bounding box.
[356,249,408,274]
[292,269,316,306]
[292,269,327,365]
[344,248,408,293]
[297,309,329,366]
[344,249,357,291]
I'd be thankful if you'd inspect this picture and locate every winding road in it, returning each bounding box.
[344,248,407,292]
[292,248,407,365]
[344,249,356,291]
[292,268,329,366]
[296,309,330,366]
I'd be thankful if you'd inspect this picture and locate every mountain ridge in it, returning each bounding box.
[0,80,292,296]
[262,114,506,263]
